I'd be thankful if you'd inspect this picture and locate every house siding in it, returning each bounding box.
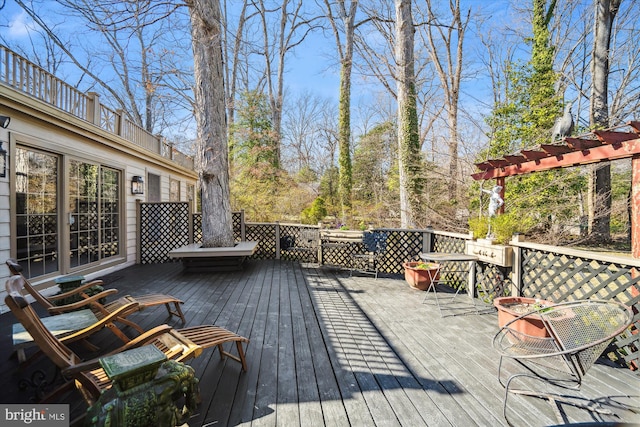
[0,67,197,313]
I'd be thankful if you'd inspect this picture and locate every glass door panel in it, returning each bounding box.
[69,161,120,267]
[15,148,59,278]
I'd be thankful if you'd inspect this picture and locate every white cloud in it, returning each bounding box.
[5,10,36,39]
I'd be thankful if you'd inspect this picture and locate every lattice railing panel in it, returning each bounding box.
[520,247,640,372]
[193,213,202,243]
[139,202,189,264]
[232,211,242,241]
[192,212,241,243]
[475,263,511,303]
[433,234,466,254]
[377,231,423,274]
[245,223,276,259]
[321,243,364,268]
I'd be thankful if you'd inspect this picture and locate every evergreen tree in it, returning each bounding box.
[480,0,576,236]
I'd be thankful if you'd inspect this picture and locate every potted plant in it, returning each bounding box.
[402,261,440,291]
[493,296,555,338]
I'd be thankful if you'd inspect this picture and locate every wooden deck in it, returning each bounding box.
[0,259,638,426]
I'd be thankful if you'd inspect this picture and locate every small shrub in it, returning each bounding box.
[469,212,534,244]
[301,197,327,224]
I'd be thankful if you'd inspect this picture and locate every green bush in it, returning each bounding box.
[468,216,489,240]
[469,212,534,244]
[301,197,327,224]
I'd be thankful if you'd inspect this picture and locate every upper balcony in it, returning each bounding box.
[0,45,194,170]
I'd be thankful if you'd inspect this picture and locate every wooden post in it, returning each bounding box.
[86,92,101,125]
[630,154,640,371]
[275,222,281,260]
[632,155,640,260]
[510,233,525,297]
[188,201,194,245]
[240,210,246,242]
[136,200,141,264]
[423,227,434,254]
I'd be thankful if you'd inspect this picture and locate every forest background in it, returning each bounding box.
[1,0,638,248]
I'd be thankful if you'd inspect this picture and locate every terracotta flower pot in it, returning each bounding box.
[493,296,554,338]
[402,261,440,291]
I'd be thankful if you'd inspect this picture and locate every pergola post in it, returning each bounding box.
[632,154,640,259]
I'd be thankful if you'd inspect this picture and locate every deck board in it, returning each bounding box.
[0,259,638,426]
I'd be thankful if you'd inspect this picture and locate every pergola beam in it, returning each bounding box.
[471,138,640,180]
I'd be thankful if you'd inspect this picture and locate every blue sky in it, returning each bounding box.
[0,0,527,147]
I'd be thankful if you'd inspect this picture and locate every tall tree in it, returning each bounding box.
[222,0,252,132]
[528,0,560,142]
[395,0,422,227]
[322,0,359,222]
[422,0,469,199]
[255,0,319,169]
[588,0,621,241]
[188,0,234,248]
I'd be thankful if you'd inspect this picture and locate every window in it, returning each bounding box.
[170,178,180,202]
[148,173,160,202]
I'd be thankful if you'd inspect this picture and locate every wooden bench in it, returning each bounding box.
[168,241,258,272]
[319,230,364,267]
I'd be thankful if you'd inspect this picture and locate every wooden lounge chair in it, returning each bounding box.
[5,275,249,404]
[6,275,249,371]
[5,275,249,424]
[6,259,186,326]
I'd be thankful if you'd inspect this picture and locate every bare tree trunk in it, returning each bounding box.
[324,0,357,222]
[423,0,468,201]
[188,0,234,248]
[395,0,421,228]
[588,0,621,241]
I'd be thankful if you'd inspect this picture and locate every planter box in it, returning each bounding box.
[465,239,514,267]
[493,296,554,338]
[402,261,440,291]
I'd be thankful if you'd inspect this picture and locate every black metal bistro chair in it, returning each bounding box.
[350,231,388,278]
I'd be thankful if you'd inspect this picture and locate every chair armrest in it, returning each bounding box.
[61,358,104,377]
[105,325,175,355]
[46,289,119,315]
[47,280,111,302]
[103,325,201,362]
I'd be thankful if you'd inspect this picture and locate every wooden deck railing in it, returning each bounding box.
[0,45,193,170]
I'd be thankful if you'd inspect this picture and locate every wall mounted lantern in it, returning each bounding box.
[131,175,144,195]
[0,115,10,129]
[0,141,6,178]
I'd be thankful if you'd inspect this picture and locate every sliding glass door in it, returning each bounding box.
[14,146,122,278]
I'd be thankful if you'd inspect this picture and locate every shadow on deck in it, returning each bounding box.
[0,260,638,426]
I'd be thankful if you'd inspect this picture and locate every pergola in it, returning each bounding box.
[471,121,640,259]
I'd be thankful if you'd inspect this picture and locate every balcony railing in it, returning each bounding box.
[0,45,194,170]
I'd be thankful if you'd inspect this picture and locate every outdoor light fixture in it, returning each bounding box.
[131,175,144,195]
[0,141,7,178]
[0,115,10,129]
